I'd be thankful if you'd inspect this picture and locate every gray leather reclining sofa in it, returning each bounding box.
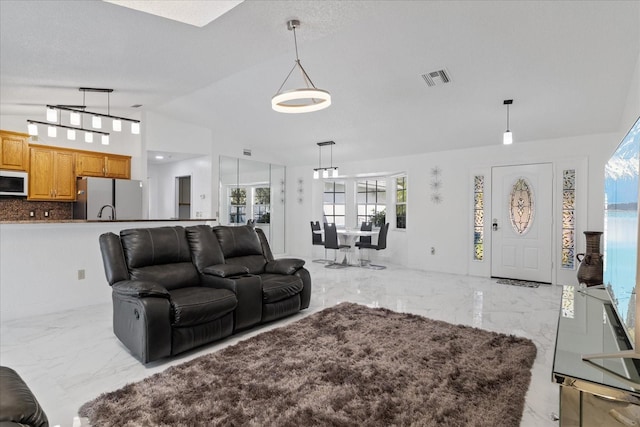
[0,366,49,427]
[99,225,311,363]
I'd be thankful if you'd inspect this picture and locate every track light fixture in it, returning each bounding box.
[313,141,339,179]
[26,87,140,145]
[272,20,331,114]
[503,99,513,145]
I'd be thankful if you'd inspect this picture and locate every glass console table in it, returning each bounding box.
[553,286,640,426]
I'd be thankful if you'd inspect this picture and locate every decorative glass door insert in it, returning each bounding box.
[509,177,534,234]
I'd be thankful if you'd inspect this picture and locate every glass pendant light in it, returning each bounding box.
[85,131,94,143]
[27,123,38,136]
[101,134,109,145]
[67,129,76,140]
[332,167,339,178]
[47,126,57,137]
[503,130,513,145]
[503,100,513,145]
[46,107,57,122]
[92,115,102,129]
[313,169,319,180]
[131,122,140,134]
[69,111,81,126]
[112,119,122,132]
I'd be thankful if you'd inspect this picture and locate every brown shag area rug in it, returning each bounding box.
[79,302,537,427]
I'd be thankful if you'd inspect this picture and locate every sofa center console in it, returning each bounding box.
[552,286,640,426]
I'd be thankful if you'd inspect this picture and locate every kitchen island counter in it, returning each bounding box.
[0,219,218,322]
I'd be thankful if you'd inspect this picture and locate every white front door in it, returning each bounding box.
[491,163,553,283]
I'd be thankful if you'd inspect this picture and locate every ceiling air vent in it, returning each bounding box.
[421,69,451,87]
[243,149,252,156]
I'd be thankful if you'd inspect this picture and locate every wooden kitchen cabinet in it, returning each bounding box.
[105,155,130,179]
[76,152,131,179]
[0,130,30,171]
[28,146,76,201]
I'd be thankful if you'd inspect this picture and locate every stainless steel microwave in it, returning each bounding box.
[0,170,28,197]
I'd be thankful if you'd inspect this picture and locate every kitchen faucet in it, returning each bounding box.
[98,204,117,220]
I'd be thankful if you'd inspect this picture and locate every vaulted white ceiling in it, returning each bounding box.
[1,1,638,166]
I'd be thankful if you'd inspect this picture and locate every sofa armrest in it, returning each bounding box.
[202,264,249,278]
[111,280,170,298]
[0,366,49,427]
[265,258,306,275]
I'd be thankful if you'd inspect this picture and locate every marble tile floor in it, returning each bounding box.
[1,261,563,426]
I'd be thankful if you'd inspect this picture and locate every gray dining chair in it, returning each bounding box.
[324,223,351,268]
[356,222,389,269]
[355,221,373,265]
[310,221,331,263]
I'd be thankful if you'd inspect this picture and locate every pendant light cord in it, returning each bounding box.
[506,104,510,132]
[292,25,300,62]
[292,25,316,89]
[330,143,333,168]
[275,23,318,94]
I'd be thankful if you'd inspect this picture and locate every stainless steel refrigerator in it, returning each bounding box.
[74,177,143,220]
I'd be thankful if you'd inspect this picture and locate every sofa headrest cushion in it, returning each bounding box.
[186,225,225,271]
[121,226,192,268]
[213,226,263,258]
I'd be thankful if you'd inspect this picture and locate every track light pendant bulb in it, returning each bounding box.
[25,87,141,143]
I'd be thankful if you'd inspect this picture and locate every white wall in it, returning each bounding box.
[284,50,637,275]
[142,112,215,219]
[142,111,283,222]
[147,156,212,219]
[2,67,637,320]
[0,220,214,322]
[286,131,623,285]
[620,51,640,134]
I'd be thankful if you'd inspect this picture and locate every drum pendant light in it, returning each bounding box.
[272,20,331,114]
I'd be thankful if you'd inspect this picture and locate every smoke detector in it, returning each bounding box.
[421,69,451,87]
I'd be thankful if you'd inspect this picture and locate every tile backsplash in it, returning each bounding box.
[0,199,73,221]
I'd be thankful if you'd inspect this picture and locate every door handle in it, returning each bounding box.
[492,218,498,231]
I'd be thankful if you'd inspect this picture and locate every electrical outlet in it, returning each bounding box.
[77,269,85,280]
[29,211,35,218]
[44,210,50,218]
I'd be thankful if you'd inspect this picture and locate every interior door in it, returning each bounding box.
[176,176,191,219]
[491,163,553,282]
